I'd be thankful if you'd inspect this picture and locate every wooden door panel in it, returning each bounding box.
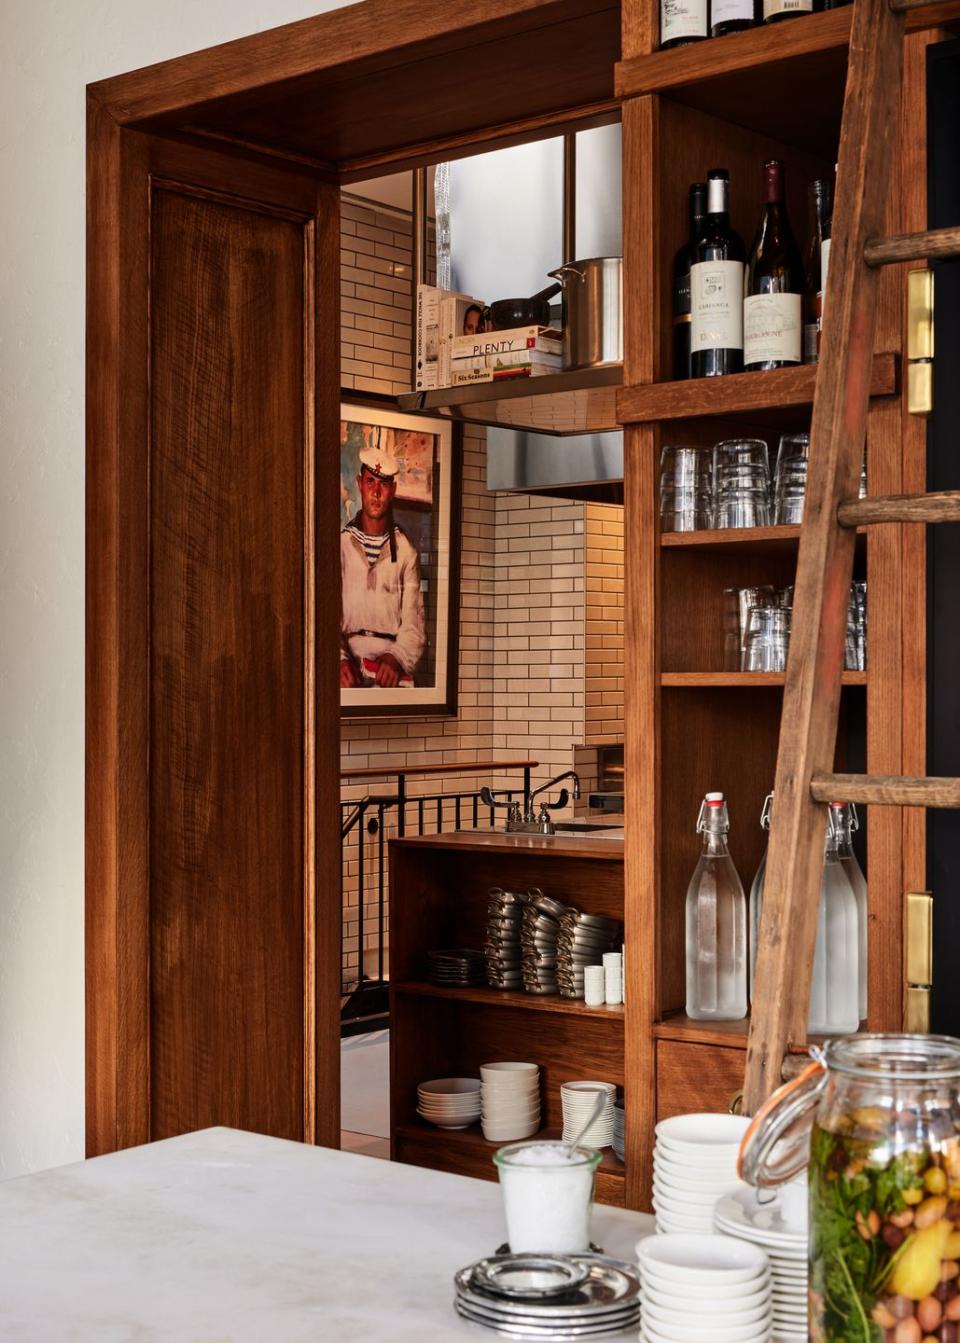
[149,186,307,1141]
[87,119,341,1154]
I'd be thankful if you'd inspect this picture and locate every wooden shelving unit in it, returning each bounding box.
[661,672,867,687]
[394,1121,627,1207]
[389,835,625,1205]
[397,365,621,435]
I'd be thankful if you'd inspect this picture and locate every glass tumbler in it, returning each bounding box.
[741,606,790,672]
[773,432,809,525]
[715,438,771,529]
[494,1140,602,1253]
[660,445,714,533]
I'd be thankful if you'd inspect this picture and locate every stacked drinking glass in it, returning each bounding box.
[772,432,809,525]
[659,445,714,533]
[714,439,771,529]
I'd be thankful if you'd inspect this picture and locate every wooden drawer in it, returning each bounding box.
[656,1040,746,1121]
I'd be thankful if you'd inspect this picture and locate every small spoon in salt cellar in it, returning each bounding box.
[565,1088,608,1154]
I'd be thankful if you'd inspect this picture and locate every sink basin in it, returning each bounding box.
[552,821,620,833]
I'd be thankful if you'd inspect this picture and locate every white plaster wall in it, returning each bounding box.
[0,0,349,1178]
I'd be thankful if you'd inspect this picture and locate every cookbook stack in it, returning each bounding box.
[449,326,562,385]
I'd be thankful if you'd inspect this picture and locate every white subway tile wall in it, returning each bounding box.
[338,195,623,988]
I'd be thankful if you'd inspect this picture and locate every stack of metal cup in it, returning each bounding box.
[520,889,568,996]
[484,888,523,990]
[556,911,622,1000]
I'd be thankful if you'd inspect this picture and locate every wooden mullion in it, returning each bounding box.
[743,0,906,1112]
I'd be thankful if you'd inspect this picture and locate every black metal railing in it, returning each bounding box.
[339,760,536,1032]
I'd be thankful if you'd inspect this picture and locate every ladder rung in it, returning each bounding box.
[838,490,960,526]
[865,225,960,266]
[811,772,960,807]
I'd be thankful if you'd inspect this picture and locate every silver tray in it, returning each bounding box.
[455,1255,640,1320]
[455,1298,640,1337]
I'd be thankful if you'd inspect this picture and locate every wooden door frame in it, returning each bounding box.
[85,99,342,1154]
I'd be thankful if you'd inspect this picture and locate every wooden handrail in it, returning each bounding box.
[339,758,538,782]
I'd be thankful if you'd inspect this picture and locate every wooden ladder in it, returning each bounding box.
[743,0,960,1113]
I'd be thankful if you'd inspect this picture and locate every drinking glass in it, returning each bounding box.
[660,445,714,532]
[741,606,790,672]
[773,432,809,525]
[714,438,771,529]
[845,580,867,671]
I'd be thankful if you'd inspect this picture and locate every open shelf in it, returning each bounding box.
[393,1120,626,1206]
[661,525,800,552]
[397,365,621,435]
[654,1012,838,1052]
[616,9,852,155]
[661,671,867,687]
[395,980,626,1020]
[619,354,898,426]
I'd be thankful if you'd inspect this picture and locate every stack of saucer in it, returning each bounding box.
[652,1113,749,1234]
[612,1099,625,1163]
[636,1233,772,1343]
[560,1080,616,1148]
[426,947,485,987]
[481,1062,541,1143]
[485,888,523,990]
[556,912,621,1000]
[416,1077,481,1130]
[521,903,562,995]
[714,1181,807,1343]
[454,1252,641,1338]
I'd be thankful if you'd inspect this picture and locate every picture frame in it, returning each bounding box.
[339,401,460,718]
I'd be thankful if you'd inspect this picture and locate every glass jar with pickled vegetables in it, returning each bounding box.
[739,1034,960,1343]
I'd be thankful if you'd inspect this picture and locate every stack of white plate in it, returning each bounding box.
[636,1233,773,1343]
[560,1081,616,1148]
[417,1077,481,1130]
[481,1062,541,1142]
[612,1099,625,1163]
[653,1112,749,1234]
[714,1182,808,1343]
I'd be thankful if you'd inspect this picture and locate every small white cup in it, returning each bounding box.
[603,952,623,1005]
[583,965,605,1006]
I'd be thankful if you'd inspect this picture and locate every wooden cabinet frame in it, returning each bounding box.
[87,0,943,1198]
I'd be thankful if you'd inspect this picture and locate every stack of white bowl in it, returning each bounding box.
[652,1112,749,1233]
[636,1232,773,1343]
[714,1178,808,1343]
[480,1062,541,1142]
[417,1077,481,1130]
[560,1080,616,1148]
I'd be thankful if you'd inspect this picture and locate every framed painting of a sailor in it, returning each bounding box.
[339,403,459,717]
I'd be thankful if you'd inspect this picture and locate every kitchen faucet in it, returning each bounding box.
[480,771,581,835]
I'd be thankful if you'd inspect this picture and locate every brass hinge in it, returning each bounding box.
[907,269,934,416]
[906,891,933,1032]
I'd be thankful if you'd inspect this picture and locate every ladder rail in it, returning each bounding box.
[743,0,907,1114]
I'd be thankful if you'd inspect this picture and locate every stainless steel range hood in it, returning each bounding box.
[486,426,624,501]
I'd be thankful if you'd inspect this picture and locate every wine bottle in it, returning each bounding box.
[712,0,759,36]
[803,178,831,364]
[817,163,837,358]
[673,182,708,380]
[744,159,804,372]
[660,0,708,48]
[763,0,813,20]
[690,169,746,379]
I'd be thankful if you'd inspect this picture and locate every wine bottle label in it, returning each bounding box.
[763,0,813,13]
[803,321,820,363]
[691,261,745,353]
[673,272,692,324]
[820,237,831,314]
[661,0,708,41]
[744,293,802,365]
[713,0,755,21]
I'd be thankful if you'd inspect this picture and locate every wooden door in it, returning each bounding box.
[86,110,341,1154]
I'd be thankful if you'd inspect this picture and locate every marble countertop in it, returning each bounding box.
[0,1126,653,1341]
